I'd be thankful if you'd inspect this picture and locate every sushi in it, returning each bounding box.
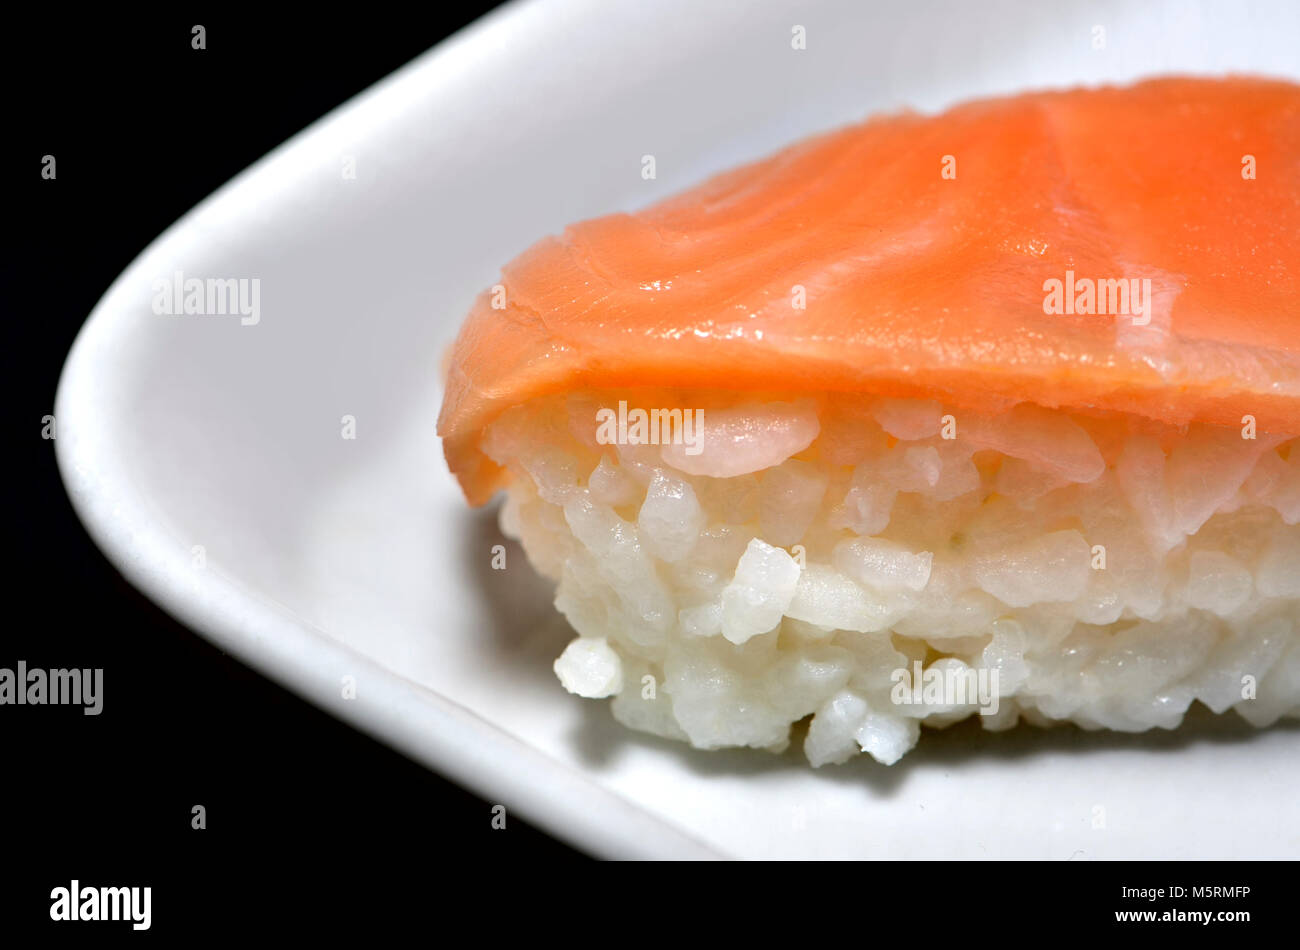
[437,77,1300,765]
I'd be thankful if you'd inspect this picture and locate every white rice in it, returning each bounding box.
[482,392,1300,766]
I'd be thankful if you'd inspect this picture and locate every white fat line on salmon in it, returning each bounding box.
[50,880,151,931]
[1042,270,1152,325]
[150,270,260,325]
[890,661,1000,715]
[595,401,705,455]
[0,661,102,715]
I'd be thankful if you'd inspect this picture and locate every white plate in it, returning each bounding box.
[56,0,1300,859]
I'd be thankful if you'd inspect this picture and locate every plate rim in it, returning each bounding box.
[52,0,723,861]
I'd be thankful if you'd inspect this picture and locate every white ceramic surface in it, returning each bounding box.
[56,0,1300,859]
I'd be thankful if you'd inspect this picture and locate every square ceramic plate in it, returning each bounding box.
[56,0,1300,859]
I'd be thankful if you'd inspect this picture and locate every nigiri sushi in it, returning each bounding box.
[438,77,1300,765]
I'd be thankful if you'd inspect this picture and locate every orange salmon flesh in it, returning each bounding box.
[438,77,1300,506]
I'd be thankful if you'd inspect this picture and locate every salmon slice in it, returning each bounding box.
[439,76,1300,506]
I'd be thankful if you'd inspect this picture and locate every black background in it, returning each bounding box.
[3,5,582,932]
[2,3,1293,933]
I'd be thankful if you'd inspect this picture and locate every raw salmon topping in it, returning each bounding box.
[440,77,1300,505]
